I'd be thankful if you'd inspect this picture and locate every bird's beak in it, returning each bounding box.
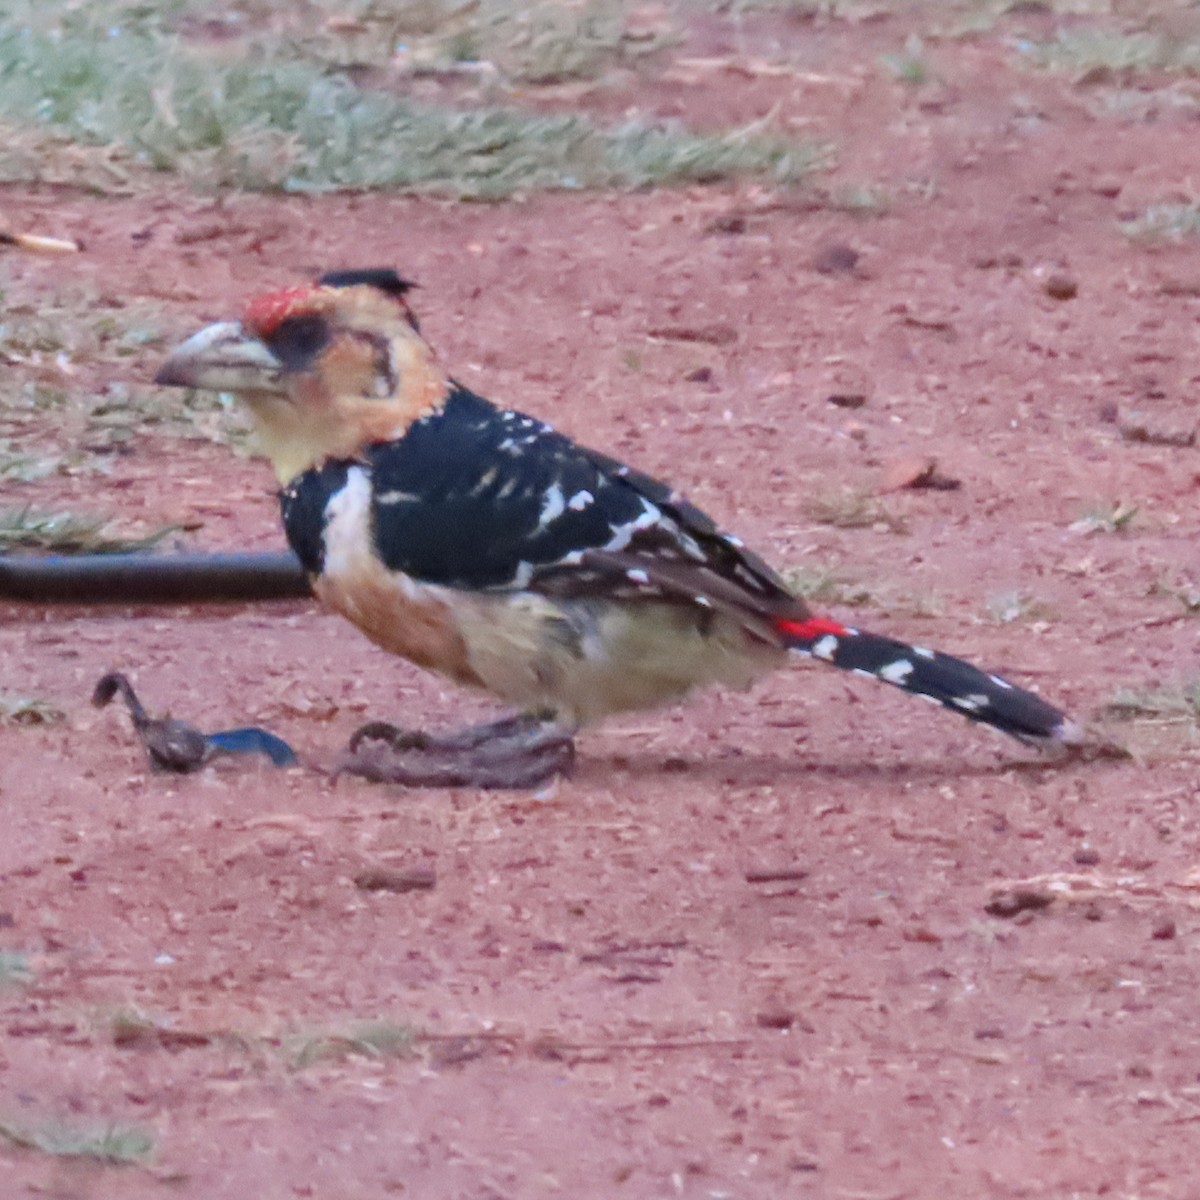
[155,321,287,396]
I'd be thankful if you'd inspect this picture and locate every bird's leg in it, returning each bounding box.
[339,712,575,789]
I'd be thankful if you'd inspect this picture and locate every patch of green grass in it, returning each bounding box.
[0,442,69,482]
[0,12,823,198]
[986,589,1056,624]
[132,0,678,85]
[0,289,168,371]
[0,951,32,986]
[882,33,932,85]
[782,565,878,606]
[288,1021,417,1069]
[1022,28,1200,77]
[0,695,64,726]
[805,488,908,534]
[1119,202,1200,244]
[1101,684,1200,726]
[1149,574,1200,616]
[0,507,180,555]
[0,1118,152,1164]
[412,0,677,84]
[824,182,892,215]
[1067,500,1137,536]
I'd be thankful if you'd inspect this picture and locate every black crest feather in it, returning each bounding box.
[318,268,420,330]
[318,268,416,296]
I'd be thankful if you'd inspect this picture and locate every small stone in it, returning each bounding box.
[756,1009,796,1030]
[985,888,1054,919]
[1151,919,1177,941]
[1118,417,1196,448]
[1073,847,1101,866]
[705,212,747,235]
[1044,273,1078,300]
[812,242,859,275]
[354,864,436,893]
[880,456,961,493]
[881,456,936,492]
[647,323,738,346]
[826,392,867,409]
[685,367,714,384]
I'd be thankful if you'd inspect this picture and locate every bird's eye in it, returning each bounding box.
[264,314,331,370]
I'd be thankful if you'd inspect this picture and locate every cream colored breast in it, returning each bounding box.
[315,466,479,685]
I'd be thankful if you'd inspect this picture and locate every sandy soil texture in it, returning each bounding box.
[2,5,1200,1197]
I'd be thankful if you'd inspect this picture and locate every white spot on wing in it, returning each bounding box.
[878,659,914,686]
[911,645,936,660]
[467,466,499,496]
[812,635,839,661]
[602,499,664,551]
[952,693,990,712]
[567,489,593,511]
[626,568,651,585]
[989,674,1014,690]
[375,489,420,505]
[538,483,566,530]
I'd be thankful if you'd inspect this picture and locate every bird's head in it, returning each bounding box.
[156,269,447,482]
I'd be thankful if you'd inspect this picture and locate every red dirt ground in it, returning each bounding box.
[3,5,1200,1197]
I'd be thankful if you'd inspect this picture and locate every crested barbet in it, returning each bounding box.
[156,269,1086,787]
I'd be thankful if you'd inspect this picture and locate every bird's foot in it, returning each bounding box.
[93,672,296,773]
[339,714,575,789]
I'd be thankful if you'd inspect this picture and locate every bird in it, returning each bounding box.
[155,267,1091,788]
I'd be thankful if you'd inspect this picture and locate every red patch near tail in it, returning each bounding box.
[775,616,850,641]
[242,286,319,337]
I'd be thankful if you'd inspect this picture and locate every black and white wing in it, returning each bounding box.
[282,383,803,629]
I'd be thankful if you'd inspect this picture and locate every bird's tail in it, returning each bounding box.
[776,615,1083,747]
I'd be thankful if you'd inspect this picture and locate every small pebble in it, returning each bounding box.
[812,242,860,275]
[354,865,436,893]
[756,1009,796,1030]
[1151,919,1177,941]
[1073,847,1101,866]
[985,888,1053,919]
[1044,273,1078,300]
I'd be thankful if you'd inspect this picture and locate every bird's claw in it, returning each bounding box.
[339,714,574,789]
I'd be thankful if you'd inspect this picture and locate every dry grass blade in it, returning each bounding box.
[0,508,180,555]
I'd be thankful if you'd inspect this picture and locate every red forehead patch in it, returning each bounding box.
[241,286,320,337]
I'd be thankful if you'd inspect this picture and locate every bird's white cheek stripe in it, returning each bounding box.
[322,467,375,578]
[321,466,423,602]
